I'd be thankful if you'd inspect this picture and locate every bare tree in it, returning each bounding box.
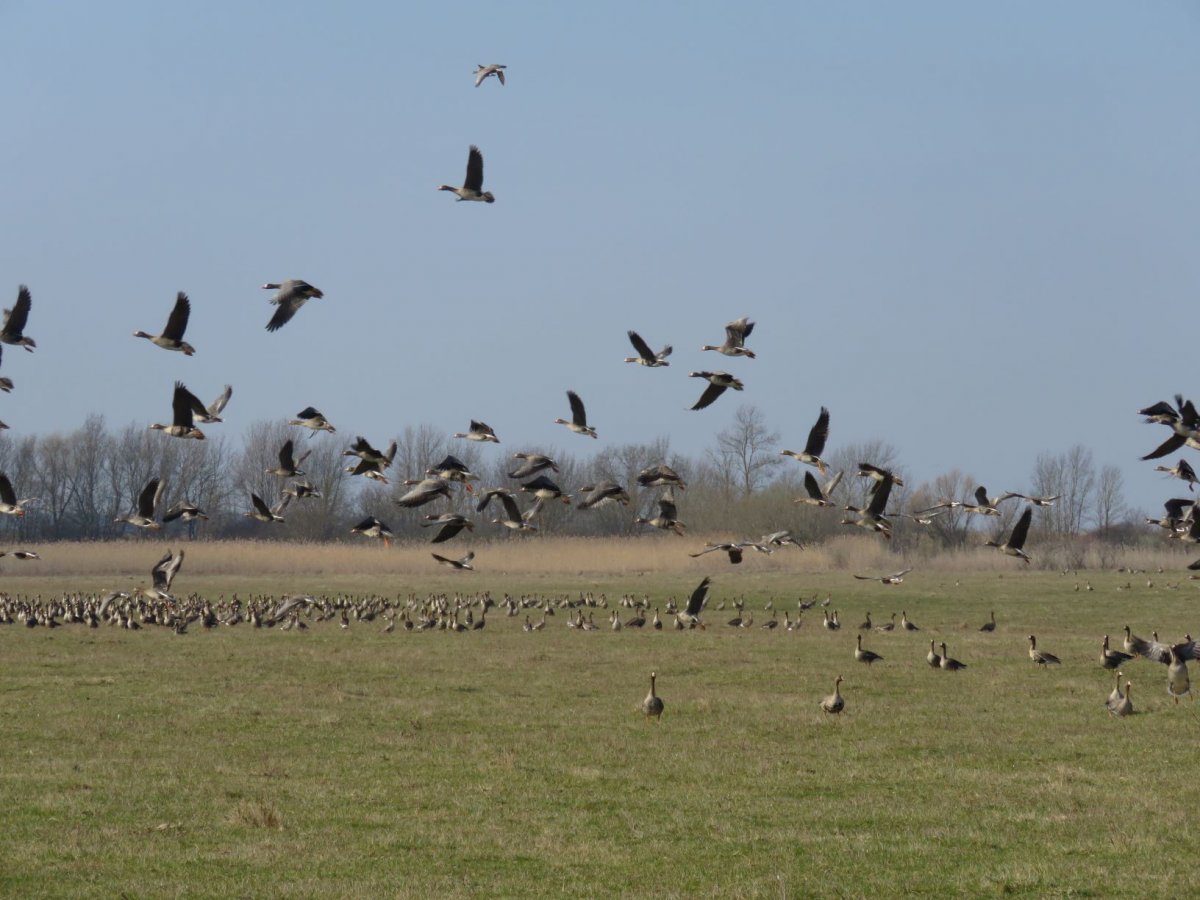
[707,404,782,497]
[1032,445,1095,535]
[1092,464,1127,538]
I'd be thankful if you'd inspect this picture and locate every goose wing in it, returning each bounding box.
[2,286,31,337]
[866,475,894,516]
[464,145,486,192]
[137,478,163,518]
[1142,433,1186,461]
[0,473,16,505]
[685,576,711,617]
[295,405,323,421]
[171,382,200,428]
[804,406,830,456]
[499,492,523,523]
[429,517,468,544]
[566,390,588,427]
[163,292,190,340]
[627,330,656,362]
[266,296,304,332]
[974,486,990,507]
[278,439,296,470]
[658,492,678,519]
[156,548,184,591]
[250,493,271,517]
[1008,506,1033,549]
[802,470,823,501]
[691,381,727,411]
[207,385,232,417]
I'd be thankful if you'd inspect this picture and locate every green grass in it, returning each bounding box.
[1,568,1197,897]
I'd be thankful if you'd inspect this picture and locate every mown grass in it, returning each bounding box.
[2,559,1198,897]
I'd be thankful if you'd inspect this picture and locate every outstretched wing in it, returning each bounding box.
[685,576,711,617]
[464,145,485,192]
[627,330,655,361]
[208,385,233,417]
[567,390,587,427]
[172,382,199,428]
[164,292,190,340]
[805,407,830,456]
[1008,506,1033,550]
[137,478,163,518]
[2,286,31,336]
[691,382,726,411]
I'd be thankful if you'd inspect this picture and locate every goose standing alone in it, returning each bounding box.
[855,634,883,666]
[819,676,845,715]
[133,292,195,355]
[979,611,997,633]
[642,672,664,720]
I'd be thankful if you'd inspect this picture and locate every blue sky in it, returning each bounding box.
[1,1,1197,512]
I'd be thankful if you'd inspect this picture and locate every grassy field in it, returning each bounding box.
[2,539,1198,897]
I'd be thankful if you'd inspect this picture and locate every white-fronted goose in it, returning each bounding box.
[625,330,671,367]
[149,547,184,600]
[1105,670,1124,712]
[0,550,40,560]
[453,420,499,443]
[264,279,324,332]
[508,452,558,479]
[781,406,830,474]
[0,474,33,517]
[289,406,336,433]
[690,542,747,564]
[1009,493,1059,507]
[858,612,873,631]
[427,454,479,489]
[244,492,289,523]
[134,292,194,355]
[875,613,897,633]
[635,489,685,535]
[266,439,310,478]
[674,576,711,629]
[961,486,1019,517]
[979,611,996,632]
[395,478,452,508]
[939,642,966,671]
[149,382,206,440]
[476,488,536,531]
[576,480,629,509]
[985,506,1033,563]
[795,469,843,507]
[1,286,35,352]
[1028,634,1061,667]
[819,676,845,714]
[854,634,882,666]
[554,390,597,438]
[422,513,475,544]
[900,611,919,632]
[114,477,164,529]
[853,568,912,585]
[1109,678,1133,717]
[345,457,389,483]
[687,371,743,410]
[193,385,232,424]
[926,640,941,668]
[642,672,664,720]
[1139,395,1200,460]
[344,436,397,467]
[1101,635,1134,669]
[282,481,321,501]
[636,464,686,490]
[162,500,208,523]
[473,64,506,87]
[759,530,803,549]
[1154,458,1199,491]
[1168,645,1191,704]
[432,551,475,571]
[857,463,904,488]
[702,317,755,358]
[350,516,394,544]
[840,472,894,539]
[439,145,494,202]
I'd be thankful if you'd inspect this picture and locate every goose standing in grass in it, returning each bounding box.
[642,672,664,720]
[263,279,324,332]
[624,330,671,367]
[853,568,912,585]
[289,406,336,433]
[1105,670,1125,712]
[133,292,194,355]
[687,371,743,410]
[855,634,883,666]
[192,385,232,424]
[1153,458,1199,491]
[979,611,997,633]
[473,63,506,86]
[1028,634,1061,668]
[554,390,597,438]
[927,640,942,668]
[422,513,474,544]
[114,477,164,529]
[453,420,499,443]
[438,145,494,203]
[634,489,685,535]
[781,406,831,474]
[795,469,843,507]
[150,382,206,440]
[266,439,310,478]
[1108,678,1133,717]
[939,643,966,671]
[701,317,755,358]
[508,452,558,479]
[0,285,35,351]
[900,611,919,632]
[244,492,289,523]
[637,464,687,491]
[395,478,452,508]
[0,474,34,517]
[575,480,629,509]
[819,676,845,715]
[350,516,393,545]
[1101,635,1134,669]
[432,551,475,571]
[985,506,1033,563]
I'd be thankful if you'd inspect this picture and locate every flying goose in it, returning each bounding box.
[674,576,711,629]
[422,513,475,544]
[857,463,905,488]
[344,436,397,467]
[162,500,208,523]
[854,634,883,666]
[701,317,755,358]
[759,530,803,549]
[345,457,390,483]
[192,385,232,424]
[961,486,1019,516]
[289,406,336,433]
[519,474,570,504]
[985,506,1033,563]
[688,371,743,410]
[0,347,12,392]
[979,611,997,632]
[853,568,912,585]
[432,551,475,571]
[840,472,894,539]
[781,406,830,474]
[1100,635,1134,670]
[0,285,35,351]
[264,279,324,332]
[114,477,164,529]
[473,64,506,87]
[282,481,322,501]
[939,642,966,671]
[1028,634,1061,667]
[1139,395,1200,460]
[624,330,672,367]
[244,492,290,523]
[1008,493,1059,507]
[795,469,843,507]
[690,542,748,564]
[554,390,597,438]
[819,676,845,715]
[1145,497,1195,533]
[133,292,194,355]
[0,550,40,560]
[476,488,536,531]
[150,382,206,440]
[508,452,558,479]
[350,516,394,544]
[575,480,630,509]
[266,439,311,478]
[1153,458,1199,491]
[148,547,185,600]
[634,489,685,535]
[427,454,479,489]
[438,145,494,202]
[395,478,452,509]
[453,420,499,443]
[0,474,34,517]
[642,672,664,720]
[636,464,687,490]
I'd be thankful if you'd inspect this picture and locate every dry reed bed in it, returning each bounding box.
[0,535,1191,583]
